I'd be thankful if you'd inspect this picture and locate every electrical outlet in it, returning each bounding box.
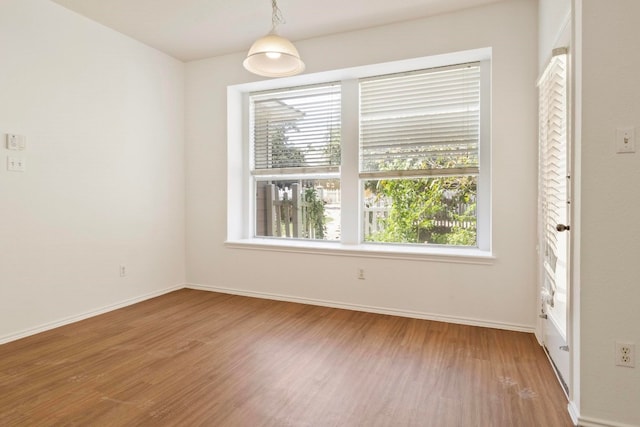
[119,265,127,277]
[615,342,635,368]
[6,134,26,151]
[357,268,365,280]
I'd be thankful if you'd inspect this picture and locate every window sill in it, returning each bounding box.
[224,238,495,265]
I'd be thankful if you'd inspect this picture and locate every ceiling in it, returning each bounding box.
[50,0,503,62]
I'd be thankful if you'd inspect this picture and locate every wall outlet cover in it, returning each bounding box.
[6,134,26,151]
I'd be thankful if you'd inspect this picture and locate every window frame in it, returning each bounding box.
[249,83,343,241]
[227,48,494,263]
[357,62,483,248]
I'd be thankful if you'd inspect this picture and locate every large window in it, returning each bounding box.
[233,53,491,254]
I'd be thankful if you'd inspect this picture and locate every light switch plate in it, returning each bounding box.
[616,127,635,153]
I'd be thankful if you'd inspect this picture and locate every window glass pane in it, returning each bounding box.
[363,176,477,246]
[360,64,480,175]
[255,179,341,241]
[251,85,341,173]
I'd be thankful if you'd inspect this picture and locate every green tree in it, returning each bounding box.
[365,157,477,245]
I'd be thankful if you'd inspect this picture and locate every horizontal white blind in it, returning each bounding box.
[538,51,568,277]
[360,63,480,176]
[251,84,341,173]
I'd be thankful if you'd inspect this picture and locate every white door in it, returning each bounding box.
[538,48,570,393]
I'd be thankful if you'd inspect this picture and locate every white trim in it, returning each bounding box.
[230,48,492,95]
[186,283,533,333]
[570,391,637,427]
[576,415,638,427]
[228,48,493,251]
[534,329,544,345]
[225,238,494,265]
[543,344,570,400]
[568,401,579,426]
[569,0,582,413]
[477,58,492,252]
[341,78,360,245]
[2,281,536,355]
[0,284,184,345]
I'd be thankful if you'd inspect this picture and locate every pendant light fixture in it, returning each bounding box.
[243,0,305,78]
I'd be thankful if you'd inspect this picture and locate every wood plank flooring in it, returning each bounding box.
[0,289,574,426]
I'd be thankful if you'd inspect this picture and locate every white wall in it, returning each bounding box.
[0,0,186,342]
[538,0,571,74]
[576,0,640,425]
[186,0,539,330]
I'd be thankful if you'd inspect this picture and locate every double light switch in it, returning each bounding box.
[5,134,26,172]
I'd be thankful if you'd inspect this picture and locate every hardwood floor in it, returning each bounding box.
[0,289,573,426]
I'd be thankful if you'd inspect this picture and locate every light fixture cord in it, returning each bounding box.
[271,0,285,31]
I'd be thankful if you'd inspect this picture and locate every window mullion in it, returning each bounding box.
[340,79,360,245]
[476,59,491,251]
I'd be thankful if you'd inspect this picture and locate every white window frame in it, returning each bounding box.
[227,48,493,264]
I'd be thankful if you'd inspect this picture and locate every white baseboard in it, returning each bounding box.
[576,414,638,427]
[568,388,637,427]
[570,400,637,427]
[568,401,580,426]
[1,283,536,346]
[186,283,535,334]
[0,284,184,345]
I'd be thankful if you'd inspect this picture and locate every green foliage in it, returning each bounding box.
[302,187,326,239]
[265,118,333,240]
[367,175,477,246]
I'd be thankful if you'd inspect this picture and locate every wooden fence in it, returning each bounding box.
[260,183,323,239]
[257,185,475,240]
[363,197,475,237]
[363,204,390,237]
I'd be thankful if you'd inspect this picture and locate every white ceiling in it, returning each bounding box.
[50,0,503,62]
